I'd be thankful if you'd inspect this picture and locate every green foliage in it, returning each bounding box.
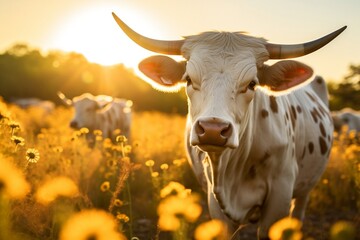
[0,43,187,114]
[328,64,360,110]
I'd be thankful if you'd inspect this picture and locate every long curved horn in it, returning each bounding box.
[112,12,184,55]
[266,26,347,59]
[57,91,73,106]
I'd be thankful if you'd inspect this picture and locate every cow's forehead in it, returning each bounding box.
[74,97,95,107]
[182,31,269,66]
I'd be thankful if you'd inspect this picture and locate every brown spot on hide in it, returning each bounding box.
[289,107,296,129]
[291,105,297,120]
[310,108,321,123]
[296,106,302,113]
[248,165,257,179]
[316,77,323,84]
[261,109,269,118]
[319,122,326,137]
[269,96,278,113]
[319,137,328,155]
[306,91,317,103]
[308,142,314,154]
[318,105,326,118]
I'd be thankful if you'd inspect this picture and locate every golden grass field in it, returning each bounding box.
[0,97,359,240]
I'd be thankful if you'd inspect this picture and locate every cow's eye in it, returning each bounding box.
[247,80,257,91]
[185,75,192,86]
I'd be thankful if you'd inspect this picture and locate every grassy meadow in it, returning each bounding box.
[0,97,359,240]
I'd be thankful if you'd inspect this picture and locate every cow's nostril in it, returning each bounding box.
[70,121,78,128]
[221,124,232,138]
[195,121,205,135]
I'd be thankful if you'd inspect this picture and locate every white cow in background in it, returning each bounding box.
[332,108,360,133]
[11,98,55,113]
[58,92,132,141]
[112,12,346,239]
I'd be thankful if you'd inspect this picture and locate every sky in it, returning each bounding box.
[0,0,359,82]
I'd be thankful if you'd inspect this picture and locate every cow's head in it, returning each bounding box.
[58,93,102,130]
[113,13,345,152]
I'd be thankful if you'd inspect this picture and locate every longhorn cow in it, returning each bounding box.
[112,13,346,239]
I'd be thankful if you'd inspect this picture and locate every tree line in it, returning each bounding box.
[0,43,358,113]
[0,44,188,114]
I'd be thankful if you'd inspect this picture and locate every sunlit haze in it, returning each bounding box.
[1,0,359,81]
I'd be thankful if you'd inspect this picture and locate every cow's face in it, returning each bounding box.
[70,97,99,129]
[138,33,313,153]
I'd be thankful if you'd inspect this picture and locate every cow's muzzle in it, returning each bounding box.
[195,119,232,147]
[70,121,78,129]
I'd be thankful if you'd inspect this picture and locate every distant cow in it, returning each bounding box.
[58,92,132,141]
[113,12,345,239]
[11,98,55,113]
[332,108,360,133]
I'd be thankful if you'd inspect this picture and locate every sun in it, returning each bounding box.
[50,6,154,68]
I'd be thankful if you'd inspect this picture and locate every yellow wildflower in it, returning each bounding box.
[35,176,79,205]
[37,133,45,140]
[116,213,130,223]
[269,217,302,240]
[123,145,132,154]
[194,220,228,240]
[157,189,202,231]
[26,148,40,163]
[93,130,102,136]
[100,181,110,192]
[160,181,186,198]
[330,221,355,240]
[80,127,89,134]
[8,120,20,131]
[0,155,30,199]
[158,214,180,231]
[151,172,159,178]
[173,158,186,166]
[160,164,169,170]
[103,138,113,149]
[59,209,126,240]
[113,129,122,136]
[113,199,123,207]
[145,159,155,167]
[11,136,25,146]
[116,135,127,143]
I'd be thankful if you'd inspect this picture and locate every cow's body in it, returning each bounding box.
[61,93,132,141]
[332,108,360,133]
[11,98,55,113]
[186,77,332,236]
[112,13,344,239]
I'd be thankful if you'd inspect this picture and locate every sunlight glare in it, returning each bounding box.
[50,6,154,68]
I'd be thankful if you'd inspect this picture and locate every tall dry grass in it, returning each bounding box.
[0,97,358,240]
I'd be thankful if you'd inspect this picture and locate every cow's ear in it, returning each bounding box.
[138,55,186,87]
[258,60,313,91]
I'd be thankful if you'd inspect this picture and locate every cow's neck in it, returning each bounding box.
[206,100,264,223]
